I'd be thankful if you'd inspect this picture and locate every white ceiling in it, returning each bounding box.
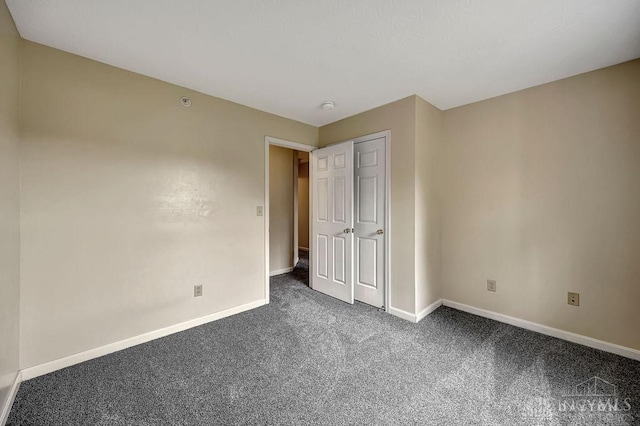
[6,0,640,126]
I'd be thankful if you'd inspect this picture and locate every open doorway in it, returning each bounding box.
[264,137,313,304]
[296,151,310,270]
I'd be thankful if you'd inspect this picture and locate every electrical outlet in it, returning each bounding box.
[487,279,497,292]
[194,284,203,297]
[256,206,263,216]
[568,292,579,306]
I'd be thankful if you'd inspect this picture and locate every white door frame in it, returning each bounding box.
[264,136,314,304]
[322,130,391,312]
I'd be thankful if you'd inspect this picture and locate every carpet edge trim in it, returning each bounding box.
[442,299,640,361]
[20,299,266,380]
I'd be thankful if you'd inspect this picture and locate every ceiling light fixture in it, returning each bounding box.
[321,101,335,111]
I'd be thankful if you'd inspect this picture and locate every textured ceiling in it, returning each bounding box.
[6,0,640,126]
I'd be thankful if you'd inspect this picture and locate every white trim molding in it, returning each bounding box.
[21,299,266,381]
[389,299,443,323]
[388,306,417,323]
[0,371,21,426]
[265,136,316,152]
[269,267,294,276]
[416,299,443,322]
[442,300,640,362]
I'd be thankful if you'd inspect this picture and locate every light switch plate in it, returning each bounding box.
[256,206,264,216]
[487,279,497,292]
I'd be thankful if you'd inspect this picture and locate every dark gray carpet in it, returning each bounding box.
[296,249,309,269]
[8,259,640,425]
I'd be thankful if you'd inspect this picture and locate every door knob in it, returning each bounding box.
[343,228,351,234]
[376,229,384,235]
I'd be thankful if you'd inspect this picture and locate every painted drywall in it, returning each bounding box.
[0,0,21,414]
[269,145,294,273]
[297,161,309,250]
[19,40,317,369]
[8,1,640,126]
[414,97,443,313]
[319,96,417,313]
[442,59,640,351]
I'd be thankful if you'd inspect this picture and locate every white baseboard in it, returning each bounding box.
[21,299,266,381]
[388,299,443,323]
[298,247,309,252]
[388,306,417,322]
[269,267,293,276]
[442,299,640,362]
[0,371,21,426]
[416,299,443,322]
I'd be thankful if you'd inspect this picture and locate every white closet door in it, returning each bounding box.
[310,141,354,304]
[354,137,386,308]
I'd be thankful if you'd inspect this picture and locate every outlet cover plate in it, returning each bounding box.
[568,292,579,306]
[487,279,497,292]
[194,284,203,297]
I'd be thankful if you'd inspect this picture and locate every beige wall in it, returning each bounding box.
[19,40,317,368]
[320,96,418,313]
[415,97,443,313]
[0,0,21,411]
[5,18,638,380]
[297,161,309,250]
[442,59,640,351]
[269,145,294,273]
